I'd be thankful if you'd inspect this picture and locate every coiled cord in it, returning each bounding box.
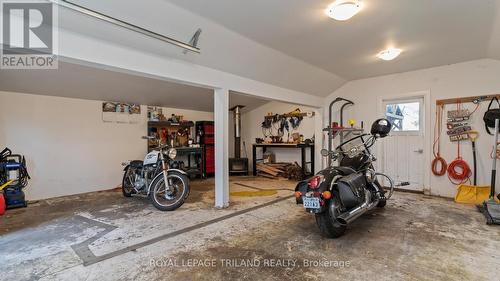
[432,105,448,176]
[447,157,471,185]
[432,156,447,176]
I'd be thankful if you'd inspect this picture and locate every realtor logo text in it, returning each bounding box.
[1,0,58,69]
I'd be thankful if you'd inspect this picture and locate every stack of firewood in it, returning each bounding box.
[256,162,305,181]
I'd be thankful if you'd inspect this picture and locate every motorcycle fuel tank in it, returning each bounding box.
[144,150,159,165]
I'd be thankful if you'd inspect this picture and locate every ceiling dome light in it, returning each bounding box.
[377,48,402,61]
[326,1,363,21]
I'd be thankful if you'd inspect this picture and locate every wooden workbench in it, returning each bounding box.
[252,143,315,177]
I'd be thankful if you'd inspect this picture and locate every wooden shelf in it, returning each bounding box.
[264,112,315,119]
[147,121,194,127]
[436,94,500,106]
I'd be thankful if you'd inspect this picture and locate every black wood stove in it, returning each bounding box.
[229,105,249,176]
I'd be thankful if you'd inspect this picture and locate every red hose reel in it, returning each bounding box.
[433,102,473,185]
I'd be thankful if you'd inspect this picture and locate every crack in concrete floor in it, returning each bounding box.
[70,196,294,266]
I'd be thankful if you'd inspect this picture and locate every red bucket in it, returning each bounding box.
[0,192,5,216]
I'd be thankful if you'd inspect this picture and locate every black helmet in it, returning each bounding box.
[371,118,392,138]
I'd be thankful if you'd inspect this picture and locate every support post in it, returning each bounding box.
[314,108,324,171]
[214,88,230,208]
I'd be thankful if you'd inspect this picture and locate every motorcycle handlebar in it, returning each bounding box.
[337,134,375,150]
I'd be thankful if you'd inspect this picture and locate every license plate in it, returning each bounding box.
[303,197,320,209]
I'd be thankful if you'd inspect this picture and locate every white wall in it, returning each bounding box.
[0,91,212,200]
[162,108,213,123]
[241,101,317,172]
[0,93,5,148]
[325,59,500,198]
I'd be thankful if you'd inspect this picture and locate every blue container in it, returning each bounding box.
[4,188,27,209]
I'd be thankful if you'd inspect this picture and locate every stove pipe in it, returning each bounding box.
[231,105,244,158]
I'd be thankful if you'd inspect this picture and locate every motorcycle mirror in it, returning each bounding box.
[320,149,329,157]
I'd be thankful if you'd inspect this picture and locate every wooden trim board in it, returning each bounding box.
[436,94,500,106]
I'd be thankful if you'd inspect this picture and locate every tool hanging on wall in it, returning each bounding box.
[261,118,272,138]
[447,102,472,185]
[483,97,500,135]
[489,141,500,159]
[289,117,302,130]
[261,109,314,143]
[469,131,479,186]
[432,104,447,176]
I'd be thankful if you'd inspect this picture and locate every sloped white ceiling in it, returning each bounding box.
[6,0,500,100]
[168,0,500,80]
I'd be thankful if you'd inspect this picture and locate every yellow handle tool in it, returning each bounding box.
[468,131,479,142]
[348,119,356,127]
[0,180,14,191]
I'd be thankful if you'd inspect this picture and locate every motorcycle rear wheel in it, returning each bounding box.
[149,172,190,211]
[315,198,346,238]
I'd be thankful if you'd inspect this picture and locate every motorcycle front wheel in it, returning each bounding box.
[149,172,190,211]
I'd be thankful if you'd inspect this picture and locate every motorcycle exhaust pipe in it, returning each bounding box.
[336,192,379,225]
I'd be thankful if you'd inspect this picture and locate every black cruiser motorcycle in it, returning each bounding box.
[295,119,399,238]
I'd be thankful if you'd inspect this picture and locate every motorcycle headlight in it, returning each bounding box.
[366,169,376,183]
[167,148,177,159]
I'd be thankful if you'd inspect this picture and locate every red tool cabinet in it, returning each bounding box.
[196,121,215,176]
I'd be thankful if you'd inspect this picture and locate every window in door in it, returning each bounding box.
[385,101,421,132]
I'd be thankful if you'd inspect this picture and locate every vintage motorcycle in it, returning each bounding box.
[122,136,190,211]
[295,119,399,238]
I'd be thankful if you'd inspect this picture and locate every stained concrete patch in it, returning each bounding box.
[0,215,113,281]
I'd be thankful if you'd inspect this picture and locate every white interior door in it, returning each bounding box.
[382,97,425,191]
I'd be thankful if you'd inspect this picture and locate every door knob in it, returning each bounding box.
[413,149,423,154]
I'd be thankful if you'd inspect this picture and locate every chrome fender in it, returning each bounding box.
[147,169,188,195]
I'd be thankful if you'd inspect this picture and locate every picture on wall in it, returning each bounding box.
[147,106,163,121]
[102,102,141,123]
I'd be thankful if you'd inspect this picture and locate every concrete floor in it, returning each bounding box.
[1,177,499,281]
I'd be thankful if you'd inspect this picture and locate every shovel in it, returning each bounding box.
[455,131,497,204]
[470,131,479,185]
